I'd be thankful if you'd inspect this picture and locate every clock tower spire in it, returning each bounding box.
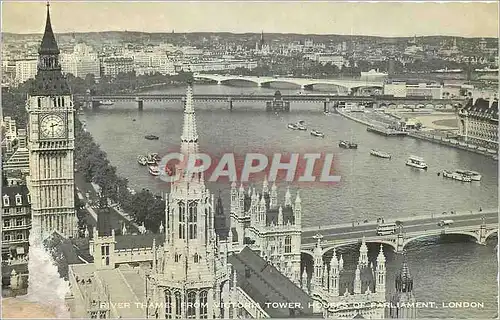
[26,3,77,238]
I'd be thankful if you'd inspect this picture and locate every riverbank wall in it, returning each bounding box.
[337,109,498,159]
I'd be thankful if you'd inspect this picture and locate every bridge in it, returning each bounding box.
[299,208,498,257]
[193,73,384,91]
[75,93,464,112]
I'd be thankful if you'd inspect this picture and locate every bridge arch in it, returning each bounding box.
[403,231,480,249]
[301,250,314,258]
[219,78,261,86]
[484,229,498,240]
[259,80,302,88]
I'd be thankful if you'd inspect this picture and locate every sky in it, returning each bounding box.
[1,1,499,37]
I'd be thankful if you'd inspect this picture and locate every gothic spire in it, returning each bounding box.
[395,251,413,293]
[180,83,199,156]
[39,2,60,55]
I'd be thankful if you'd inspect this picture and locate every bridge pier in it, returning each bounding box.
[228,97,233,111]
[136,98,144,111]
[477,224,487,245]
[323,99,330,113]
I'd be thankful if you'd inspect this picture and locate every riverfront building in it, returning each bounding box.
[457,96,499,149]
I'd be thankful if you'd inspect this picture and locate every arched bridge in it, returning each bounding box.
[300,208,498,257]
[193,73,384,91]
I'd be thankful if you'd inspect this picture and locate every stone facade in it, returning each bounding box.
[457,97,499,149]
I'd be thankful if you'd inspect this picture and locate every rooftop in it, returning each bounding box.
[229,246,314,318]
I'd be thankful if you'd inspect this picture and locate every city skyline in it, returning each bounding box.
[1,1,499,38]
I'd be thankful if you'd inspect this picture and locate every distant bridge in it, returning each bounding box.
[193,73,384,91]
[299,208,498,257]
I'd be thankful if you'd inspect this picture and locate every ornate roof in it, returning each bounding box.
[395,253,413,293]
[29,3,71,96]
[462,98,498,121]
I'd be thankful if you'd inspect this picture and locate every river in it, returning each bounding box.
[80,83,498,318]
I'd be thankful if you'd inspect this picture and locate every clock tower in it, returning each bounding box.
[26,3,78,238]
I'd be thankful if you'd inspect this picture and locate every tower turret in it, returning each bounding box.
[270,182,277,208]
[230,181,238,212]
[376,244,386,295]
[284,186,291,206]
[278,206,283,225]
[329,249,339,295]
[312,234,324,292]
[294,191,301,226]
[358,236,369,267]
[354,265,361,294]
[262,177,269,194]
[390,252,416,318]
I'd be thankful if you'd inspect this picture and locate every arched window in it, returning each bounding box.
[174,291,182,318]
[165,289,172,319]
[174,253,181,263]
[186,291,196,319]
[193,253,200,263]
[199,291,208,319]
[178,202,185,239]
[188,201,197,239]
[284,236,292,253]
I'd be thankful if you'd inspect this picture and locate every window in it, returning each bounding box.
[187,291,196,318]
[188,202,197,240]
[4,208,9,214]
[174,291,182,318]
[27,194,31,204]
[15,194,22,205]
[16,218,23,226]
[199,291,208,319]
[3,195,9,206]
[98,311,106,319]
[285,236,292,253]
[165,289,172,319]
[16,208,22,213]
[4,234,11,241]
[178,202,185,239]
[101,245,110,266]
[90,311,98,319]
[4,219,10,228]
[174,253,181,263]
[193,253,200,263]
[16,232,23,240]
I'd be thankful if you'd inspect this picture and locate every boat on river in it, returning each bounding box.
[145,134,159,140]
[370,149,391,159]
[137,155,148,166]
[310,129,325,138]
[454,169,481,181]
[148,165,160,176]
[442,170,471,182]
[339,140,358,149]
[406,156,427,170]
[288,123,298,130]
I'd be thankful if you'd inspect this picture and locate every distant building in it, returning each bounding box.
[457,96,498,149]
[360,69,389,81]
[176,59,257,73]
[1,116,17,153]
[60,44,100,79]
[2,185,31,261]
[14,58,38,85]
[102,57,134,77]
[383,82,443,99]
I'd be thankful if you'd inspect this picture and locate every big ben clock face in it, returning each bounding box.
[40,114,66,139]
